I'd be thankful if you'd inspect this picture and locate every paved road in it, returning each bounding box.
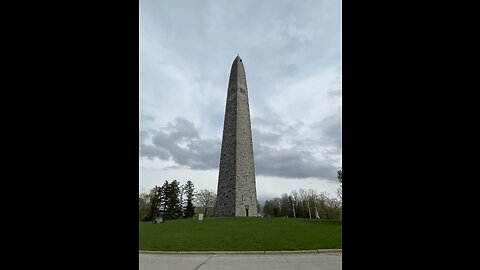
[139,252,342,270]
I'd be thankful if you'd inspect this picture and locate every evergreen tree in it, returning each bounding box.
[174,181,183,218]
[183,180,195,218]
[157,181,169,219]
[147,185,164,221]
[163,180,182,220]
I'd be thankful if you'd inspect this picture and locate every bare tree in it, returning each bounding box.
[326,196,341,219]
[337,187,342,201]
[317,192,330,219]
[139,193,151,221]
[308,189,317,219]
[195,189,216,217]
[291,190,299,218]
[289,195,296,218]
[299,189,312,219]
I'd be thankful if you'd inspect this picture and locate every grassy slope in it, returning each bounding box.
[139,217,341,251]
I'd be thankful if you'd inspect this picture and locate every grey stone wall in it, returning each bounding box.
[216,56,258,217]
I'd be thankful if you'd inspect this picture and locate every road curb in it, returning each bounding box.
[139,249,342,255]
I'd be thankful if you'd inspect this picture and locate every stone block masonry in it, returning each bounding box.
[216,55,258,217]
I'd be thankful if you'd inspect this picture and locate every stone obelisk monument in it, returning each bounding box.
[215,55,258,217]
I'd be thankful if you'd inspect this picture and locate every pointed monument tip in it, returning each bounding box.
[235,53,242,62]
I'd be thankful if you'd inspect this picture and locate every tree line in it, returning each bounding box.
[139,180,219,222]
[262,189,341,219]
[139,180,195,221]
[139,168,342,221]
[262,169,342,219]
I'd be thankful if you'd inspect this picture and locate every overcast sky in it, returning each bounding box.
[140,0,342,203]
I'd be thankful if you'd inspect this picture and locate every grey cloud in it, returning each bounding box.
[140,130,150,144]
[251,117,294,135]
[167,117,199,141]
[141,117,220,170]
[252,128,282,145]
[254,144,338,180]
[286,64,298,76]
[141,116,339,181]
[152,131,173,148]
[140,144,171,160]
[165,165,182,170]
[251,117,340,181]
[313,112,342,150]
[158,139,219,170]
[141,113,155,122]
[252,117,304,143]
[184,139,220,170]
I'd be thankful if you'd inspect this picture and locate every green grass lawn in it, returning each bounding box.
[139,217,341,251]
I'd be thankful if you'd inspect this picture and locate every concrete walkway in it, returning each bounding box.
[139,251,342,270]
